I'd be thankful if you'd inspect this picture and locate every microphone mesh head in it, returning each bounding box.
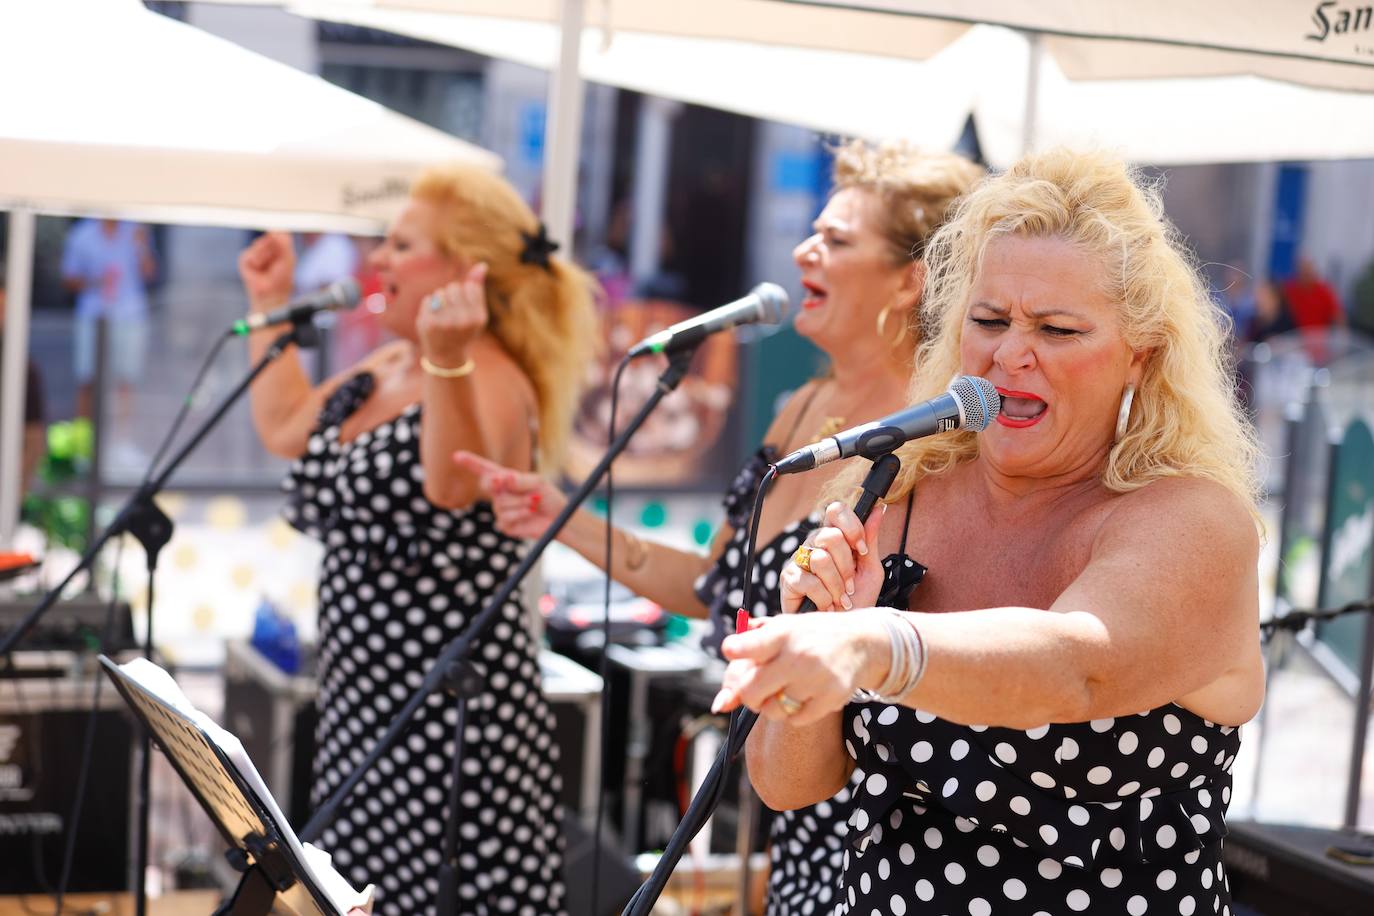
[751,282,790,325]
[950,376,1000,431]
[329,277,363,311]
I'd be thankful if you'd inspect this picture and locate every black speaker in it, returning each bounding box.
[561,812,641,916]
[0,673,134,893]
[1224,820,1374,915]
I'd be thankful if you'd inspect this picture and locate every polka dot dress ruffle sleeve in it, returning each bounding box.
[284,373,565,915]
[839,699,1242,915]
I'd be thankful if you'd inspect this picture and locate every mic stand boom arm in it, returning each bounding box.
[299,347,700,908]
[0,322,315,656]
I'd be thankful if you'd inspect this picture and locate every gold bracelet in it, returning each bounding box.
[420,355,476,378]
[622,529,649,571]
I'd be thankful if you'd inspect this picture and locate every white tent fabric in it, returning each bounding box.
[961,26,1374,168]
[0,0,500,543]
[335,0,972,59]
[290,1,980,150]
[286,1,1374,169]
[787,0,1374,90]
[286,0,978,251]
[0,0,499,232]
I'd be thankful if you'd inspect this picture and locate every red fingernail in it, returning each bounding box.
[529,491,542,512]
[736,608,750,635]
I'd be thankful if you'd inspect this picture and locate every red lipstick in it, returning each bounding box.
[994,386,1048,428]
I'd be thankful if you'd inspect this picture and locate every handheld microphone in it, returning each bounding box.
[231,277,362,337]
[773,375,1001,475]
[626,282,790,357]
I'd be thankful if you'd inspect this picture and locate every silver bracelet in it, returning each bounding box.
[853,609,926,703]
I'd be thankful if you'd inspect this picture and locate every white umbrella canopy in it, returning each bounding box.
[0,0,500,232]
[285,0,1374,170]
[281,0,976,255]
[785,0,1374,90]
[289,0,980,150]
[961,25,1374,167]
[0,0,501,544]
[357,0,971,59]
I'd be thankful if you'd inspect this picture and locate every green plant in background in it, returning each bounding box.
[21,417,93,552]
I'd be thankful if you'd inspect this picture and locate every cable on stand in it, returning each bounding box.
[624,452,902,916]
[0,318,321,916]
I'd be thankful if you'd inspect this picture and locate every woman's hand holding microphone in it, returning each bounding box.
[712,501,899,724]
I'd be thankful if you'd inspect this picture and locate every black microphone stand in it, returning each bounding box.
[0,320,319,916]
[624,452,901,916]
[298,346,699,913]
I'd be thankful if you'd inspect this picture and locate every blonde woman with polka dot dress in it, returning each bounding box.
[715,150,1264,915]
[240,164,598,914]
[458,142,982,915]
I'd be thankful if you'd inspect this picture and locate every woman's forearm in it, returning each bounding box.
[746,711,853,811]
[555,509,713,618]
[888,607,1100,728]
[245,328,319,458]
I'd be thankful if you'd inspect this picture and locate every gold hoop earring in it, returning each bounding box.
[876,305,909,347]
[1115,383,1135,443]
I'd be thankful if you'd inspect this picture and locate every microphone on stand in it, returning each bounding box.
[626,282,790,357]
[230,277,362,336]
[773,375,1001,475]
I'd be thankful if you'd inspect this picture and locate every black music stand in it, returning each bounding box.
[98,655,367,916]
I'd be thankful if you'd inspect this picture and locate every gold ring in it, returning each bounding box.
[792,545,814,573]
[776,692,803,716]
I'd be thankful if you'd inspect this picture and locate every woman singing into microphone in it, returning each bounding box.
[241,163,598,914]
[718,149,1264,915]
[458,141,981,915]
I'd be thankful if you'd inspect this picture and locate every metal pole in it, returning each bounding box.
[1,209,35,547]
[1343,608,1374,828]
[1021,31,1043,156]
[628,97,681,287]
[540,0,587,253]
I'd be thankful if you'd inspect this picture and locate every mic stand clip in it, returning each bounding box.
[214,833,298,916]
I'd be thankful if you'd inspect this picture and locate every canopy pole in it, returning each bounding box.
[1,209,35,548]
[541,0,587,252]
[1021,30,1043,155]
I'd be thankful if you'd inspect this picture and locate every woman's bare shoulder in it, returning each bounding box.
[1098,476,1259,558]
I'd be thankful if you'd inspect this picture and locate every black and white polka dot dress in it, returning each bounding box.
[839,696,1241,915]
[284,373,564,915]
[694,450,926,916]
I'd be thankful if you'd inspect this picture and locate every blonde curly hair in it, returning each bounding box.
[820,141,983,369]
[839,148,1261,515]
[831,139,985,266]
[411,163,599,471]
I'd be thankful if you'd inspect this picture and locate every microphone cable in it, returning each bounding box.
[625,453,899,915]
[49,327,234,911]
[590,352,631,915]
[52,536,128,916]
[142,331,231,486]
[623,464,777,915]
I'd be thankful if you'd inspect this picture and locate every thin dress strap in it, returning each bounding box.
[896,488,916,555]
[775,378,828,453]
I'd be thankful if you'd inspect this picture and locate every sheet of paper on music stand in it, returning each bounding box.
[115,657,373,914]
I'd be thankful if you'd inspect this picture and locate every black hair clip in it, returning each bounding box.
[519,222,559,272]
